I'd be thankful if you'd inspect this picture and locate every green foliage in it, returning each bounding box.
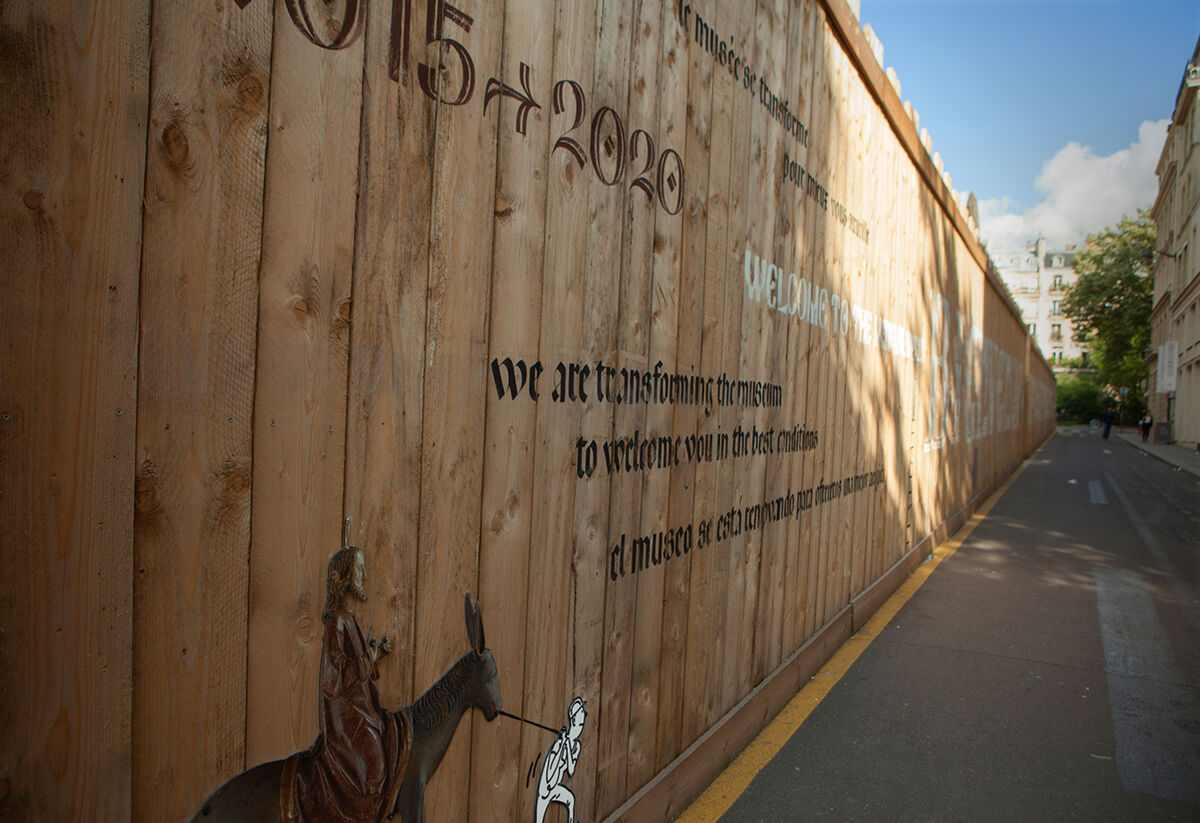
[1056,373,1108,423]
[1119,391,1148,426]
[1062,212,1155,395]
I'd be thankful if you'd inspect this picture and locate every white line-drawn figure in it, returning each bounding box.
[535,696,587,823]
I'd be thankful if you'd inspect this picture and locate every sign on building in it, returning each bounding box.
[1158,341,1179,392]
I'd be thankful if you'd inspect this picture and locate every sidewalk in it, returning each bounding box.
[1112,427,1200,479]
[684,427,1200,823]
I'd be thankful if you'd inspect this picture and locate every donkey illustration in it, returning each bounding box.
[190,594,502,822]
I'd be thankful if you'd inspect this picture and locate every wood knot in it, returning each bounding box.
[22,190,42,210]
[161,123,190,171]
[236,74,265,110]
[337,299,351,322]
[223,469,250,497]
[488,508,506,535]
[291,297,311,325]
[135,460,161,515]
[213,457,252,506]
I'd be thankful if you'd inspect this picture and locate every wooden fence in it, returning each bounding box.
[0,0,1055,820]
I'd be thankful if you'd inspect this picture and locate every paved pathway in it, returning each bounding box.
[679,426,1200,823]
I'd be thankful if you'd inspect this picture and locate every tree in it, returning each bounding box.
[1056,372,1107,423]
[1062,211,1154,415]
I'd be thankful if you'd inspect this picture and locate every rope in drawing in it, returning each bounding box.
[502,699,589,823]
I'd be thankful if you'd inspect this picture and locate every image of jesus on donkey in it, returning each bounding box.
[190,545,503,823]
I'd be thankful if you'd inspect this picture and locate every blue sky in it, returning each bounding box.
[858,0,1199,252]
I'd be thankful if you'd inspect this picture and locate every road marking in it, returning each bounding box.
[673,452,1035,823]
[1093,567,1200,805]
[1087,480,1108,505]
[1105,473,1200,633]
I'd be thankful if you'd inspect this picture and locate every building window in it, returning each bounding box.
[1052,255,1065,267]
[1053,274,1063,289]
[1052,299,1062,315]
[1051,324,1062,341]
[1028,323,1036,336]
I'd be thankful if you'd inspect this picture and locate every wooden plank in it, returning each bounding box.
[792,19,822,646]
[911,187,943,546]
[801,12,834,641]
[714,0,761,720]
[526,0,604,820]
[131,1,269,818]
[942,231,966,522]
[863,92,889,593]
[903,152,922,562]
[897,160,921,569]
[896,165,919,556]
[624,0,674,798]
[341,0,439,725]
[244,0,366,765]
[779,0,820,662]
[811,13,838,636]
[822,40,855,624]
[862,120,885,586]
[949,228,970,516]
[470,0,553,817]
[874,134,907,581]
[918,187,936,544]
[877,134,906,580]
[593,0,654,810]
[696,0,739,740]
[653,0,708,774]
[851,98,880,593]
[926,205,953,542]
[748,0,798,686]
[0,2,148,820]
[823,38,851,616]
[414,4,504,818]
[679,0,739,749]
[841,80,872,602]
[733,0,786,696]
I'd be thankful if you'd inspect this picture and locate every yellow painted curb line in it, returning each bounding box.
[674,451,1040,823]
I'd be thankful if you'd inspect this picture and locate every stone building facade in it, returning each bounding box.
[995,239,1087,370]
[1149,36,1200,448]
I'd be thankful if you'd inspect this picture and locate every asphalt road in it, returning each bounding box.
[718,427,1200,822]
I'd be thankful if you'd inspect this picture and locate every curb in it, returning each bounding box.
[1115,433,1200,480]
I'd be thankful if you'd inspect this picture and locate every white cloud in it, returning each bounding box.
[978,119,1167,254]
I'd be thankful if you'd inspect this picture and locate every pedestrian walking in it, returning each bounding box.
[1140,413,1153,442]
[1102,407,1114,442]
